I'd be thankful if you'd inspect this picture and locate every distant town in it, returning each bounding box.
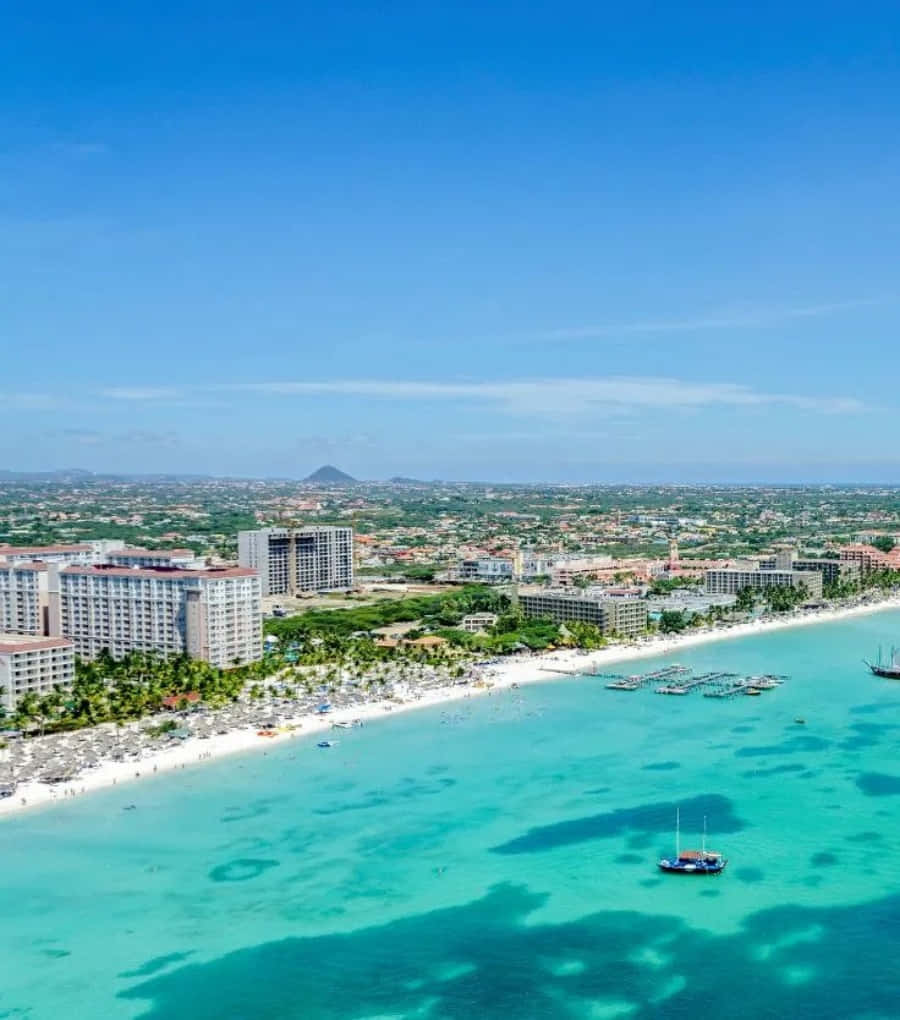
[2,470,900,723]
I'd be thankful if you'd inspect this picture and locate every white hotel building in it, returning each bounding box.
[50,565,263,667]
[238,527,354,596]
[0,635,75,713]
[0,561,50,636]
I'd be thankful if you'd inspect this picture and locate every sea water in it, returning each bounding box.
[2,609,900,1019]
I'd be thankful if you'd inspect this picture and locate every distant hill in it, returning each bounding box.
[388,476,425,485]
[304,464,357,484]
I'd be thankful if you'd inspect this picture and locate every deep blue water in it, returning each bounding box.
[3,610,900,1018]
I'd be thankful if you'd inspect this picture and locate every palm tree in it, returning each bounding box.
[14,691,41,734]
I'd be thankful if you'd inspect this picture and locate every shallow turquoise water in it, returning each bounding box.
[3,610,900,1019]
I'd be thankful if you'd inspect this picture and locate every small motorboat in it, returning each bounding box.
[317,740,338,749]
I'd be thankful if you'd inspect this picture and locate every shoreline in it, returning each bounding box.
[3,595,899,819]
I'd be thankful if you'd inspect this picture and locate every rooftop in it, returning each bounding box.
[0,634,73,653]
[111,547,195,558]
[0,544,91,555]
[60,564,257,580]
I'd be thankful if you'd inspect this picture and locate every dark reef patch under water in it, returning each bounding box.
[734,735,830,758]
[490,794,741,855]
[856,772,900,796]
[119,882,900,1020]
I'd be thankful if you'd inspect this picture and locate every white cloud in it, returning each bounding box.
[101,386,183,401]
[541,298,884,340]
[97,376,864,417]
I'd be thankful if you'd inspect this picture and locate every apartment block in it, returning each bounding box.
[238,527,353,596]
[0,561,50,636]
[840,544,900,574]
[0,635,75,713]
[51,565,262,667]
[704,568,823,600]
[458,557,514,582]
[757,557,860,586]
[518,589,648,637]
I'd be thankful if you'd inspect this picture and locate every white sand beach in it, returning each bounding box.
[2,594,899,819]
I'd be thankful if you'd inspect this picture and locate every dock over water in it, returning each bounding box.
[601,664,787,700]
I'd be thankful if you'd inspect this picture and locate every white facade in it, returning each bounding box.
[52,566,262,667]
[705,568,824,600]
[0,562,49,636]
[518,589,648,637]
[461,613,498,633]
[458,553,556,582]
[0,635,75,712]
[238,527,354,596]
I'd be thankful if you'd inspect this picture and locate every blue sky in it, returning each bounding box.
[2,2,899,482]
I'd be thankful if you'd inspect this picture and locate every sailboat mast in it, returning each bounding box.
[703,815,707,855]
[676,807,680,857]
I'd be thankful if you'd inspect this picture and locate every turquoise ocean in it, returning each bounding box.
[3,609,900,1019]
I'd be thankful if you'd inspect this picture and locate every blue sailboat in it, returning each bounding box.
[658,810,727,875]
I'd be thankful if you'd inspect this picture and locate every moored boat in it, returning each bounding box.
[865,647,900,679]
[658,810,727,875]
[866,662,900,679]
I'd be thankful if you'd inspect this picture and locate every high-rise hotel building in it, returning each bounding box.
[50,565,263,667]
[238,527,354,596]
[0,561,51,636]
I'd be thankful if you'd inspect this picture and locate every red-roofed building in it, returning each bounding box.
[0,633,74,712]
[840,544,900,573]
[51,565,262,667]
[161,691,201,709]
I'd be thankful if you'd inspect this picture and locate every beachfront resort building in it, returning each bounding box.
[704,567,824,600]
[0,634,75,712]
[517,589,648,637]
[757,555,860,586]
[50,565,262,667]
[839,544,900,574]
[238,526,354,595]
[0,561,51,636]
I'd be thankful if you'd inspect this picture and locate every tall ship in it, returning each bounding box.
[658,810,727,875]
[865,646,900,679]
